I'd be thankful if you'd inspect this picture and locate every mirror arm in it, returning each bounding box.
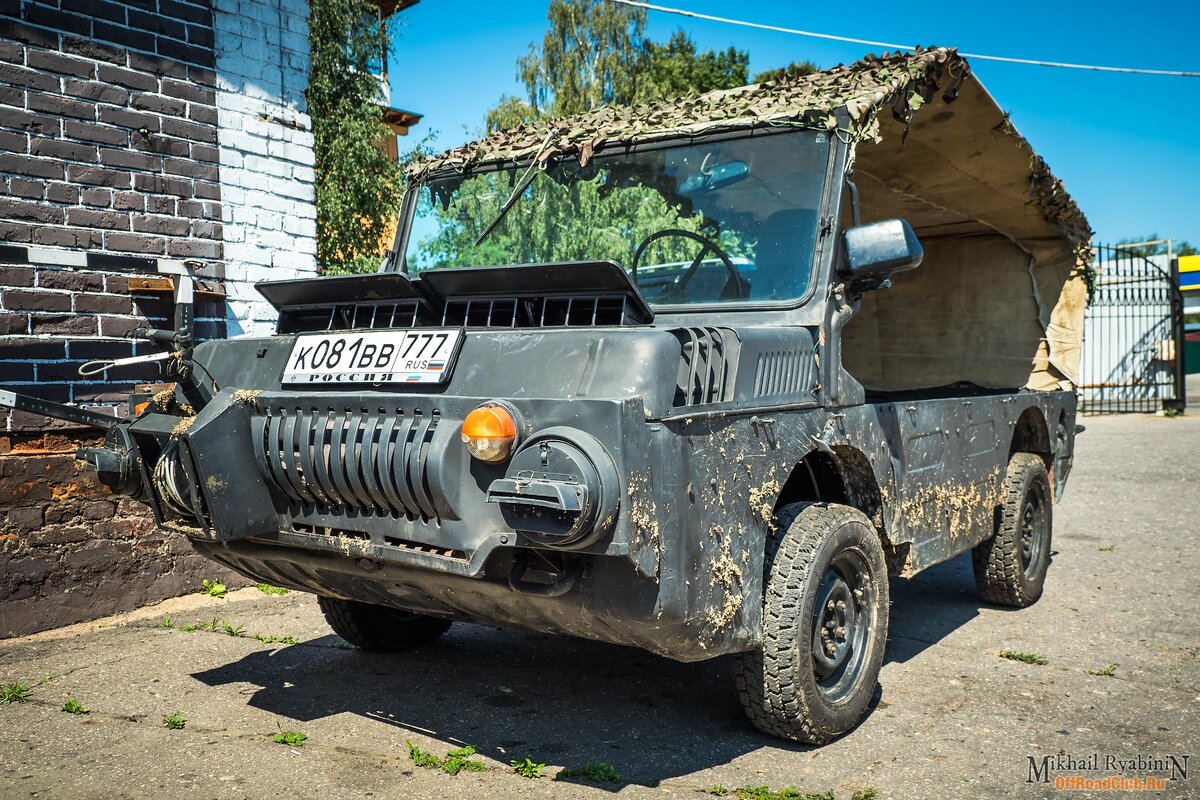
[844,174,861,227]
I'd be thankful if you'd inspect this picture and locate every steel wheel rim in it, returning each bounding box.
[809,547,874,702]
[1019,481,1049,580]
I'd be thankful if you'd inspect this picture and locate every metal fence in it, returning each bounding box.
[1079,244,1186,415]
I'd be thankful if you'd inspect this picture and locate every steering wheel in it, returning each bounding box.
[631,229,748,303]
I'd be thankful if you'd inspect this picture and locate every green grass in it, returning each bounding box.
[220,621,245,637]
[163,711,186,730]
[726,787,834,800]
[256,584,289,595]
[160,614,174,629]
[254,634,299,645]
[61,697,89,715]
[557,762,620,783]
[510,756,545,778]
[1163,407,1184,418]
[707,788,731,797]
[406,741,487,775]
[1,682,31,704]
[273,730,308,747]
[999,650,1049,665]
[1087,662,1118,677]
[852,789,880,800]
[200,579,227,599]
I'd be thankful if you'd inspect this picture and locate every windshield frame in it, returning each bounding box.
[391,125,836,315]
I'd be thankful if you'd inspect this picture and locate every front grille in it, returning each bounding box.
[277,301,424,334]
[290,523,467,561]
[672,326,736,406]
[253,405,440,521]
[441,294,633,327]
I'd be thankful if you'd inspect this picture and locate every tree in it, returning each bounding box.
[633,30,749,104]
[308,0,405,274]
[1115,234,1197,257]
[752,60,819,83]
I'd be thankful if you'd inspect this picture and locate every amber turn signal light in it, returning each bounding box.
[461,403,518,462]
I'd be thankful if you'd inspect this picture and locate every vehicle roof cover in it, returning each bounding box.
[407,47,1091,391]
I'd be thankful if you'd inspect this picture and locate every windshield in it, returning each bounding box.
[402,129,829,306]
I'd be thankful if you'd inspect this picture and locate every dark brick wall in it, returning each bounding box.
[0,428,249,638]
[0,1,236,638]
[0,2,225,405]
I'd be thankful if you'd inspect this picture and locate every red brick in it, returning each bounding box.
[38,270,103,292]
[3,289,72,312]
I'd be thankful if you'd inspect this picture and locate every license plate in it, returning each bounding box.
[281,330,463,385]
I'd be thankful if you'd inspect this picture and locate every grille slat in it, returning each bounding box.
[442,294,633,328]
[254,404,440,523]
[672,326,735,407]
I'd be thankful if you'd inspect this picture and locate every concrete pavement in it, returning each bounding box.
[1,411,1196,799]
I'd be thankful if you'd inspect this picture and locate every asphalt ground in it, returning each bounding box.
[1,410,1196,800]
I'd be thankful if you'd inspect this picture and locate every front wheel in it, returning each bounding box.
[317,596,451,652]
[734,502,890,744]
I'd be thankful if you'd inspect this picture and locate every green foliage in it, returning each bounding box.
[851,788,880,800]
[200,579,227,598]
[220,621,245,637]
[732,787,834,800]
[255,584,289,596]
[254,634,299,645]
[753,61,819,83]
[1115,234,1196,257]
[999,650,1048,665]
[510,756,546,778]
[308,0,404,274]
[557,761,620,783]
[160,614,174,629]
[163,711,186,730]
[708,787,731,796]
[1087,662,1118,677]
[634,30,748,104]
[274,730,308,747]
[1,682,30,704]
[1098,544,1116,552]
[406,741,487,775]
[487,0,752,133]
[61,697,89,715]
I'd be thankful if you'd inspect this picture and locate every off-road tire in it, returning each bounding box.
[972,452,1053,608]
[734,502,890,744]
[317,596,451,652]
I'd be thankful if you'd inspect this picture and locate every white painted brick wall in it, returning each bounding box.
[213,0,317,337]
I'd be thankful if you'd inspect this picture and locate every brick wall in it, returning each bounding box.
[0,0,314,637]
[214,0,316,337]
[0,428,249,638]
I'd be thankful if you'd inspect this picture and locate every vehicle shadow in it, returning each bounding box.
[192,551,984,788]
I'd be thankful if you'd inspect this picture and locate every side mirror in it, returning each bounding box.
[839,218,923,288]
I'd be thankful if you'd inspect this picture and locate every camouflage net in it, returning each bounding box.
[408,46,1089,251]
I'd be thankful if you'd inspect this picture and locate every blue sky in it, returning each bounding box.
[388,0,1199,248]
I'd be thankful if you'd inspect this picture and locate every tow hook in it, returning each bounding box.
[507,552,585,597]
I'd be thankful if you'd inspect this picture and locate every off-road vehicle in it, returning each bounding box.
[4,48,1090,743]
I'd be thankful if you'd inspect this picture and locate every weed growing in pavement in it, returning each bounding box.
[273,730,308,747]
[510,757,545,778]
[1098,545,1116,552]
[200,579,227,598]
[405,741,487,775]
[707,787,731,796]
[723,787,834,800]
[254,634,299,645]
[557,762,620,783]
[1087,662,1118,677]
[1000,650,1048,665]
[852,788,880,800]
[1,682,31,704]
[160,614,174,629]
[61,697,89,715]
[256,584,289,595]
[220,621,245,637]
[163,711,186,729]
[1163,407,1183,418]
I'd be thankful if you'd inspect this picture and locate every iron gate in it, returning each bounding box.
[1080,243,1186,414]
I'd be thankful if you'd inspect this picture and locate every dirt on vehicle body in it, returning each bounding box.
[6,47,1090,743]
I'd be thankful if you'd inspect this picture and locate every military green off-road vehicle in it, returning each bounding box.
[5,49,1090,743]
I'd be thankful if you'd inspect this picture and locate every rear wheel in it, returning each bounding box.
[972,452,1053,607]
[317,596,451,652]
[734,502,890,744]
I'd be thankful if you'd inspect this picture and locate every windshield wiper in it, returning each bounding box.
[473,128,560,247]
